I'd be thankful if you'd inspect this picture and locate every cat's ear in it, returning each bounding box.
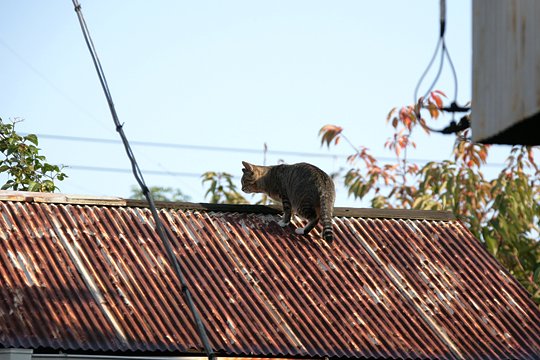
[242,161,254,172]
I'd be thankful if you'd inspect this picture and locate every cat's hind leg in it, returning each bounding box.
[278,194,292,227]
[295,216,319,235]
[295,206,319,235]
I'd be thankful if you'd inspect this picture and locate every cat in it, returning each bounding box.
[241,161,336,242]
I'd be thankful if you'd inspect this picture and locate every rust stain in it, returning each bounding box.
[0,194,540,359]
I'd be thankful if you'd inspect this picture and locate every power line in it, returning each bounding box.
[412,0,471,135]
[20,132,413,162]
[28,132,508,168]
[66,164,202,177]
[0,37,114,135]
[27,132,351,158]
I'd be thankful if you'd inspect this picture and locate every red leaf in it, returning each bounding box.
[428,102,440,119]
[319,124,343,148]
[403,117,412,129]
[319,124,343,135]
[386,107,397,122]
[432,89,447,97]
[528,149,535,166]
[347,154,358,164]
[430,92,443,108]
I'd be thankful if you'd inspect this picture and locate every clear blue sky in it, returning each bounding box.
[1,1,507,206]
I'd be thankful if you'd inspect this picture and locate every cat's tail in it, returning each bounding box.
[320,190,335,243]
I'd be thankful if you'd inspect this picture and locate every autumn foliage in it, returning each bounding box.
[320,91,540,304]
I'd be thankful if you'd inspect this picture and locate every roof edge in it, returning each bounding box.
[334,207,454,221]
[0,190,454,221]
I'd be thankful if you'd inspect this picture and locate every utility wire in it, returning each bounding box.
[71,2,215,359]
[0,37,115,135]
[31,132,509,168]
[65,164,203,177]
[413,0,470,135]
[27,132,346,158]
[24,132,438,164]
[414,0,457,103]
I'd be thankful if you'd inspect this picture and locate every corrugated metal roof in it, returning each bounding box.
[1,191,539,360]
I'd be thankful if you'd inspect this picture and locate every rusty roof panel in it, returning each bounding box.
[1,195,540,359]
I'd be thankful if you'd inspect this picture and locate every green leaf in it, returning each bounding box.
[25,134,38,145]
[27,181,39,192]
[483,234,499,256]
[534,266,540,285]
[0,119,67,192]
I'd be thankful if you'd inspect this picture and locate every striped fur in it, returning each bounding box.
[241,161,335,243]
[319,190,334,242]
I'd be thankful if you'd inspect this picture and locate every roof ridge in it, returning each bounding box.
[0,190,454,221]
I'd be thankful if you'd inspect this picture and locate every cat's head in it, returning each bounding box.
[241,161,265,193]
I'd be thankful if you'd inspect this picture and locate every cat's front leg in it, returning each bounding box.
[278,194,292,227]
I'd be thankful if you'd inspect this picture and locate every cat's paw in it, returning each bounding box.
[278,219,290,227]
[295,228,305,235]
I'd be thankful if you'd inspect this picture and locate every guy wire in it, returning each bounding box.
[71,1,215,359]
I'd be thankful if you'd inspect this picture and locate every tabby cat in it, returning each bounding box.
[241,161,336,242]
